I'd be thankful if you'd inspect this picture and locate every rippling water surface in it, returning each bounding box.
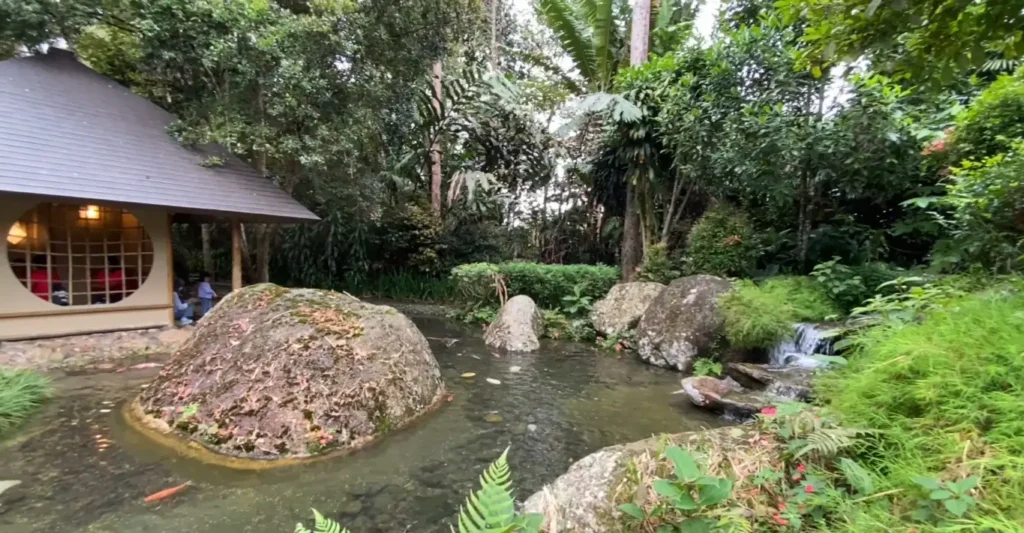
[0,314,722,532]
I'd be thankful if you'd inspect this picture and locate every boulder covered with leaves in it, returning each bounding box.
[134,284,446,460]
[484,295,544,352]
[591,282,666,336]
[635,275,733,372]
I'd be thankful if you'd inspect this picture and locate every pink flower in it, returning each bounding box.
[772,513,789,526]
[761,406,777,416]
[804,484,815,494]
[796,464,806,473]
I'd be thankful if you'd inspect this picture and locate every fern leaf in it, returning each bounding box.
[794,428,871,458]
[456,448,518,532]
[296,509,348,533]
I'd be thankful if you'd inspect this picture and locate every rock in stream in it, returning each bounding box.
[133,284,447,461]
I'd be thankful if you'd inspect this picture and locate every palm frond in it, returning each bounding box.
[591,0,615,90]
[537,0,598,84]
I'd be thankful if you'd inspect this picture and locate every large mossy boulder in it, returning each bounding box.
[484,295,544,352]
[635,275,732,372]
[134,284,446,460]
[591,282,665,336]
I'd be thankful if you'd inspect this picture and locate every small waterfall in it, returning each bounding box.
[769,323,834,368]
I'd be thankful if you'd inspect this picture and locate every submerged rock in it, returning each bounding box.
[484,295,544,352]
[134,284,446,460]
[635,275,733,372]
[590,282,666,336]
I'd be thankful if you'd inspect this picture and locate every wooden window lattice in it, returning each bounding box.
[7,203,154,306]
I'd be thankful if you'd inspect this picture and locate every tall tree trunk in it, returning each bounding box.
[621,0,651,281]
[201,224,214,278]
[622,183,644,281]
[430,60,444,214]
[488,0,501,73]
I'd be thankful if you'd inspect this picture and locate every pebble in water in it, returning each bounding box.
[486,378,501,385]
[460,372,476,378]
[483,413,504,423]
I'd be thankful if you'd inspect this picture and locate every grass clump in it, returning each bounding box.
[721,277,838,349]
[0,369,52,435]
[818,289,1024,529]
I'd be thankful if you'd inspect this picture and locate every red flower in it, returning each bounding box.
[761,406,777,416]
[772,513,789,526]
[777,502,787,512]
[796,464,806,473]
[804,484,815,494]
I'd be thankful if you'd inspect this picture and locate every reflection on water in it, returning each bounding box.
[0,315,723,532]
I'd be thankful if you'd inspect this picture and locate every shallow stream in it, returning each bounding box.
[0,314,722,532]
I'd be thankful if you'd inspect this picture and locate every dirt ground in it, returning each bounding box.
[0,327,192,373]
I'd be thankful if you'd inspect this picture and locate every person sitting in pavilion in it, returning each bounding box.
[92,256,125,303]
[28,254,61,302]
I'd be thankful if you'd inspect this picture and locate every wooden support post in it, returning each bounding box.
[231,220,242,291]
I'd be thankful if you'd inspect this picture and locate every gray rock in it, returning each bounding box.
[523,447,626,533]
[134,284,446,460]
[727,362,813,401]
[0,480,21,497]
[484,295,544,352]
[523,427,757,533]
[635,275,733,372]
[676,375,766,418]
[590,282,666,336]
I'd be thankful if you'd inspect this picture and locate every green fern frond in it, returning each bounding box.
[794,428,872,458]
[456,448,517,532]
[295,509,349,533]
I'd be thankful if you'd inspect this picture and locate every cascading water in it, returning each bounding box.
[769,323,835,368]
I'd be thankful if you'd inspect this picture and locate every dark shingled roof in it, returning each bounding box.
[0,49,318,223]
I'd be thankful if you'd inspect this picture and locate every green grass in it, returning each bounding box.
[0,369,51,435]
[721,276,839,349]
[818,289,1024,530]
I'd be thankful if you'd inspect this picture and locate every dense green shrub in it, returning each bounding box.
[0,369,51,435]
[450,262,619,309]
[684,204,758,277]
[952,68,1024,163]
[935,143,1024,272]
[637,243,680,284]
[721,277,838,349]
[819,289,1024,528]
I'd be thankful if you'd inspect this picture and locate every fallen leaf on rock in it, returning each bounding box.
[461,372,477,378]
[486,378,501,385]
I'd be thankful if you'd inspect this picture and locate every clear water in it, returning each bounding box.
[0,315,723,533]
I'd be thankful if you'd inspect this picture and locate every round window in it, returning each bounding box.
[7,203,154,306]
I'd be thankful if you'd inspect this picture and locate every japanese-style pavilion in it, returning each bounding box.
[0,49,317,340]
